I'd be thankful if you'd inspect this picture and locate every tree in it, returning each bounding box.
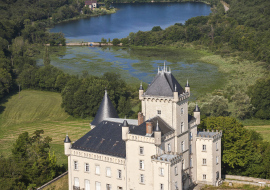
[104,0,111,10]
[151,26,162,32]
[248,77,270,119]
[112,38,120,46]
[43,46,50,66]
[201,95,229,117]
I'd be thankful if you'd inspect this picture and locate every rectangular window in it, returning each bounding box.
[175,166,178,175]
[181,122,184,133]
[160,183,164,190]
[106,184,112,190]
[203,174,206,180]
[203,159,206,165]
[157,110,161,114]
[216,142,218,150]
[139,160,144,170]
[140,174,144,183]
[139,147,144,155]
[216,156,219,164]
[74,177,80,187]
[95,182,101,190]
[182,159,185,170]
[118,170,122,179]
[202,145,206,151]
[190,158,193,167]
[175,181,178,189]
[95,165,100,175]
[85,180,90,190]
[216,171,219,179]
[181,108,184,115]
[190,132,193,140]
[190,144,192,154]
[181,141,184,152]
[168,143,171,152]
[85,163,89,172]
[74,161,78,170]
[160,168,164,176]
[106,167,111,177]
[117,187,123,190]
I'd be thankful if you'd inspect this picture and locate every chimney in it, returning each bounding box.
[138,112,144,125]
[146,121,153,135]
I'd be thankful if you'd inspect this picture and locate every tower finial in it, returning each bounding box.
[187,79,189,86]
[158,66,160,73]
[164,61,166,71]
[175,84,177,92]
[105,87,107,94]
[169,67,171,73]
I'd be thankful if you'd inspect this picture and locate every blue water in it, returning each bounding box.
[50,2,211,42]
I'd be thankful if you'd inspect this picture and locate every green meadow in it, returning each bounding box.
[0,90,91,165]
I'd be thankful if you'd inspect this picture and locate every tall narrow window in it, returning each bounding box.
[175,181,178,189]
[216,142,218,150]
[190,158,193,167]
[106,184,112,190]
[168,143,171,152]
[160,168,164,176]
[175,166,178,175]
[181,141,184,152]
[139,147,144,155]
[106,167,111,177]
[190,144,192,154]
[182,159,185,170]
[216,171,219,179]
[160,184,164,190]
[181,108,184,115]
[202,145,206,151]
[216,156,219,164]
[203,159,206,165]
[95,182,101,190]
[85,180,90,190]
[190,132,193,140]
[74,177,80,188]
[74,161,78,170]
[139,160,144,170]
[181,122,184,133]
[140,174,144,183]
[85,163,89,172]
[95,165,100,175]
[203,174,206,180]
[118,170,122,179]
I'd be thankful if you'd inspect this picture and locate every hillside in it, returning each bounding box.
[0,90,91,165]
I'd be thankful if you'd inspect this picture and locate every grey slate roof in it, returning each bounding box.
[64,135,71,143]
[129,116,174,136]
[72,120,137,158]
[197,131,218,138]
[188,114,196,123]
[144,71,184,97]
[91,90,119,126]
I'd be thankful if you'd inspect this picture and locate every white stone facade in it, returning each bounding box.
[64,67,222,190]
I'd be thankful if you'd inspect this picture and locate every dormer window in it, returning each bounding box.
[157,110,161,115]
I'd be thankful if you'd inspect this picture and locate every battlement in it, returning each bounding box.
[151,152,182,165]
[141,91,189,103]
[196,130,222,141]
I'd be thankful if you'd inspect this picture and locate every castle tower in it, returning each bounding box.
[64,134,71,156]
[154,120,161,146]
[90,88,119,129]
[139,82,144,100]
[122,119,129,141]
[194,103,200,125]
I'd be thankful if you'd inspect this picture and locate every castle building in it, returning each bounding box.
[64,64,222,190]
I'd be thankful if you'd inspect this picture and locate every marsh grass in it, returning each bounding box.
[0,90,90,165]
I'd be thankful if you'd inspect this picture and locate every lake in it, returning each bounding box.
[45,3,225,99]
[50,2,212,42]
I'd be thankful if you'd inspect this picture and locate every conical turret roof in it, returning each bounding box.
[91,89,119,126]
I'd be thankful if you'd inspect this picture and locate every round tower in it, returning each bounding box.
[154,120,161,146]
[122,120,129,141]
[64,134,71,156]
[194,103,200,125]
[185,79,190,94]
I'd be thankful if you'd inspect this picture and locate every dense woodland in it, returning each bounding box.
[1,0,270,188]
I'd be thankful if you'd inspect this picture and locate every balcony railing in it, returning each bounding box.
[73,186,80,190]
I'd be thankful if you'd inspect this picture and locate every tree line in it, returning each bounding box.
[0,130,66,189]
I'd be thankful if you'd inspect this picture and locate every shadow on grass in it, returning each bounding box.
[0,90,19,115]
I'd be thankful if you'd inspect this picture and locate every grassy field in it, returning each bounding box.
[43,174,68,190]
[0,90,91,165]
[202,182,270,190]
[245,125,270,142]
